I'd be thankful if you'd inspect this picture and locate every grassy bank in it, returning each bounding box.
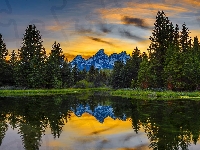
[111,89,200,100]
[1,87,200,100]
[0,88,111,96]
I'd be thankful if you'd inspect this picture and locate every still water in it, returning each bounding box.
[0,94,200,150]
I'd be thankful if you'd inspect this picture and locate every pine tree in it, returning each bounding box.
[180,23,191,53]
[182,37,200,90]
[148,11,175,88]
[8,50,18,86]
[164,44,182,90]
[61,58,73,88]
[16,25,46,88]
[110,61,124,88]
[71,64,81,85]
[137,53,154,89]
[122,47,142,88]
[88,65,96,83]
[45,41,64,88]
[0,34,9,86]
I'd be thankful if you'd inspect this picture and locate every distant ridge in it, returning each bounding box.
[70,49,130,70]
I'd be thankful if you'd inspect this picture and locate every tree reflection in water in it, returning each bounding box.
[0,95,200,150]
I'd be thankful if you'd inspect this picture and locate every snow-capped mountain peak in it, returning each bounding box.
[70,49,130,70]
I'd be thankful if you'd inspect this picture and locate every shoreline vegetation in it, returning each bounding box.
[0,11,200,92]
[1,87,200,100]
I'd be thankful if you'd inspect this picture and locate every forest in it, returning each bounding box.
[0,10,200,91]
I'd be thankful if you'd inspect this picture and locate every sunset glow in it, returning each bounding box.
[1,0,200,61]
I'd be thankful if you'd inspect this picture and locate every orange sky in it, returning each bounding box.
[1,0,200,61]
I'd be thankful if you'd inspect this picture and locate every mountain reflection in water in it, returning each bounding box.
[0,95,200,150]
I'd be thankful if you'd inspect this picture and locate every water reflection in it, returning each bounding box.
[0,95,200,150]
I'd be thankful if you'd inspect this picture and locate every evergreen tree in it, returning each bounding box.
[61,58,73,88]
[123,47,142,88]
[88,65,96,83]
[0,34,9,86]
[71,64,81,85]
[110,61,124,88]
[16,25,46,88]
[45,41,64,88]
[180,23,191,53]
[164,44,183,90]
[8,50,18,86]
[182,37,200,90]
[148,11,175,88]
[137,53,154,89]
[79,68,87,81]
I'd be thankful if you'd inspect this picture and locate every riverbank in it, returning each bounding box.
[0,88,200,100]
[111,89,200,100]
[0,88,111,96]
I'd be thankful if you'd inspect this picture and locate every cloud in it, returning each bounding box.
[121,16,150,29]
[99,24,113,33]
[119,29,145,41]
[87,36,116,47]
[73,25,103,36]
[96,2,189,26]
[76,27,94,34]
[45,21,72,32]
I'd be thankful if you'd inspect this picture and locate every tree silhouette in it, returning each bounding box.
[16,25,46,88]
[148,11,175,88]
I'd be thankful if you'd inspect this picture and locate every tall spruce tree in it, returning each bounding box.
[178,23,194,90]
[137,52,154,89]
[0,34,10,86]
[45,41,64,88]
[16,25,46,88]
[8,50,18,86]
[111,61,124,88]
[148,11,175,88]
[180,23,191,53]
[61,58,73,88]
[123,47,142,88]
[71,64,81,85]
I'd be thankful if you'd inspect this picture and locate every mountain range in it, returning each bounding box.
[70,49,130,70]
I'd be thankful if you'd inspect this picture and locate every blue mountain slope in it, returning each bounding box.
[70,49,130,70]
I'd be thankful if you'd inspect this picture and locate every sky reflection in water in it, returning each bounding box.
[1,95,200,150]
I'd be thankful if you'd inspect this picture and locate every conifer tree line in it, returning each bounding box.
[0,11,200,91]
[112,11,200,91]
[0,25,110,89]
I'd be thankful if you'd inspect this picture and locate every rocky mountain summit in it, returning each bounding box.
[70,49,130,70]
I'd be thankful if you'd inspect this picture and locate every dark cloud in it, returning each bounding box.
[88,36,116,46]
[76,27,94,34]
[121,16,150,29]
[99,24,113,33]
[119,29,145,41]
[74,25,103,36]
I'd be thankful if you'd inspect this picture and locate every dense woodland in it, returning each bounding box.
[0,10,200,91]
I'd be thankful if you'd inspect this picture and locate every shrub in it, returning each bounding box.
[74,80,94,89]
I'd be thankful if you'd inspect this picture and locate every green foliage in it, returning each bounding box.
[0,34,12,86]
[16,25,46,88]
[110,61,124,88]
[61,60,73,88]
[71,64,81,85]
[44,41,65,88]
[122,47,142,88]
[137,55,155,89]
[74,79,94,88]
[148,11,175,88]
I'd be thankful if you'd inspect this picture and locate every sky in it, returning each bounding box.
[0,0,200,61]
